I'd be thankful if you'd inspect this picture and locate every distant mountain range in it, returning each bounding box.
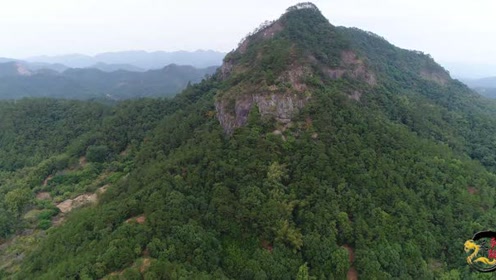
[87,62,145,72]
[0,50,225,100]
[0,61,218,100]
[26,50,226,70]
[461,76,496,98]
[461,76,496,88]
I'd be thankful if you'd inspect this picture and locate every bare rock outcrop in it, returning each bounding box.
[214,4,377,135]
[216,92,309,135]
[215,50,376,134]
[56,193,97,213]
[420,69,449,86]
[322,51,376,86]
[216,63,312,134]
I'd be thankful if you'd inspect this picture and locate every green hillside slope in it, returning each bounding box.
[1,2,496,279]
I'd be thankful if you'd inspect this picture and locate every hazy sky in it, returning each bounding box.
[1,0,494,65]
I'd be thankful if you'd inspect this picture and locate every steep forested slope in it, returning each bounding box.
[2,2,496,279]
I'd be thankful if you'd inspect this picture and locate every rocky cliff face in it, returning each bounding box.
[215,61,314,134]
[215,50,376,134]
[214,3,376,135]
[216,92,310,135]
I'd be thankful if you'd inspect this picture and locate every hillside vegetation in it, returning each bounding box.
[1,3,496,279]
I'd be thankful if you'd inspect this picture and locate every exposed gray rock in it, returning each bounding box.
[215,92,309,135]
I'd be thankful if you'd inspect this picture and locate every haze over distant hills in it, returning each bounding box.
[440,61,496,79]
[461,76,496,88]
[461,76,496,98]
[0,50,225,100]
[0,61,217,100]
[26,50,226,70]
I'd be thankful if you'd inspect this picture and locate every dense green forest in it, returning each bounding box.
[2,2,496,279]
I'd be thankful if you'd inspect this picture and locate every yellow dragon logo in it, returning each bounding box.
[465,239,496,265]
[465,231,496,272]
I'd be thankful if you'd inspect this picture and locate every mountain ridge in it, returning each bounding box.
[26,50,226,69]
[0,62,217,100]
[215,3,371,134]
[215,3,453,134]
[2,2,496,279]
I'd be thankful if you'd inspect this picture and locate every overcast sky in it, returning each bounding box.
[0,0,494,66]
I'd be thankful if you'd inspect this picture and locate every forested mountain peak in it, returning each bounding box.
[216,2,377,134]
[4,2,496,280]
[215,2,460,135]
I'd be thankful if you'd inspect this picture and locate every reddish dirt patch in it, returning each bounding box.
[42,175,53,186]
[136,216,146,224]
[126,215,146,224]
[343,245,355,263]
[140,258,151,273]
[261,240,273,253]
[343,245,357,280]
[36,192,51,200]
[468,186,478,195]
[347,267,358,280]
